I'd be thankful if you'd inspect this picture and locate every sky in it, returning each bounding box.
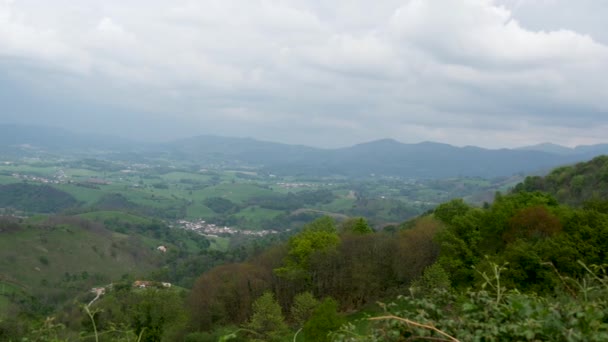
[0,0,607,148]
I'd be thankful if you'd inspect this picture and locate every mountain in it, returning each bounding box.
[0,124,141,155]
[516,143,575,155]
[157,136,608,178]
[3,125,608,179]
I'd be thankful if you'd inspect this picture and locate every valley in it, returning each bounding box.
[2,127,608,341]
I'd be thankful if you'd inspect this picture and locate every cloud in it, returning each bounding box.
[0,0,606,148]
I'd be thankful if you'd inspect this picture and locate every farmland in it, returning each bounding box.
[0,156,519,231]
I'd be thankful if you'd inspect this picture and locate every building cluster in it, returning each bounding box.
[275,182,334,189]
[276,182,317,189]
[133,280,172,289]
[173,219,278,237]
[11,173,64,184]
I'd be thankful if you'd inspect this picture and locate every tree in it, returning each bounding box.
[341,217,373,235]
[434,199,470,225]
[246,292,288,342]
[290,292,319,325]
[394,217,442,285]
[411,263,451,297]
[274,217,340,282]
[189,263,271,331]
[302,298,344,342]
[504,205,562,243]
[128,289,187,342]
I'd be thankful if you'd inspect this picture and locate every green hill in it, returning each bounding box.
[514,155,608,205]
[0,183,79,213]
[0,215,171,318]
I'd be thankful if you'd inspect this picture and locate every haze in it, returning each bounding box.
[1,0,607,148]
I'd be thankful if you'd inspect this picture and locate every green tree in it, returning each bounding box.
[246,292,288,342]
[341,217,373,234]
[275,217,340,281]
[290,292,319,325]
[129,289,186,342]
[302,298,344,342]
[434,199,470,225]
[411,263,451,297]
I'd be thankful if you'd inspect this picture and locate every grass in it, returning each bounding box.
[0,282,23,317]
[0,222,169,316]
[0,175,16,184]
[78,211,156,225]
[207,236,230,252]
[316,197,356,212]
[0,164,58,176]
[234,206,283,224]
[54,184,106,205]
[161,172,213,183]
[186,203,216,219]
[198,183,275,204]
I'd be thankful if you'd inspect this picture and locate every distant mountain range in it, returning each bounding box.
[2,124,608,179]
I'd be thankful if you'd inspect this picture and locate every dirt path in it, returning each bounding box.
[87,287,107,307]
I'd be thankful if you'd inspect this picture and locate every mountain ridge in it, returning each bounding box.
[3,125,608,179]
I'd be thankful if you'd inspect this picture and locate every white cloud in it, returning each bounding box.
[0,0,607,148]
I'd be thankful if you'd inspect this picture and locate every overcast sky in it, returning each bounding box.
[1,0,607,148]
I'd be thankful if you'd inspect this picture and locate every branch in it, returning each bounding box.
[542,261,577,298]
[369,315,460,342]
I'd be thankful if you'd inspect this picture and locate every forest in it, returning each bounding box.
[3,156,608,341]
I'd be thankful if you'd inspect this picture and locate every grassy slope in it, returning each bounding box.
[77,210,156,225]
[0,221,172,316]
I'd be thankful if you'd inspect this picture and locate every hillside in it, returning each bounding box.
[0,183,79,213]
[0,212,212,320]
[514,155,608,205]
[0,219,151,316]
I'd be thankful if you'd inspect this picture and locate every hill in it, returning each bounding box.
[514,155,608,205]
[0,216,161,316]
[0,183,79,213]
[0,211,212,319]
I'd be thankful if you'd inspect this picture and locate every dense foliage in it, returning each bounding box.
[515,155,608,205]
[0,183,78,213]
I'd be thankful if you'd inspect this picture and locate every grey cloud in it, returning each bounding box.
[0,0,607,148]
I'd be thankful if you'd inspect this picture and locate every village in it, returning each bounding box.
[275,182,334,189]
[172,219,279,237]
[10,171,67,185]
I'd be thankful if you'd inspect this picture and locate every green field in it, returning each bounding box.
[0,157,511,231]
[198,183,275,203]
[54,184,107,204]
[77,211,156,225]
[186,203,216,218]
[316,197,356,212]
[234,206,283,224]
[0,175,16,184]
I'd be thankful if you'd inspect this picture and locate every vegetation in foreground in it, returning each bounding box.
[3,156,608,341]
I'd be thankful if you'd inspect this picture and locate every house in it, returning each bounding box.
[157,245,167,253]
[133,280,153,288]
[132,280,172,289]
